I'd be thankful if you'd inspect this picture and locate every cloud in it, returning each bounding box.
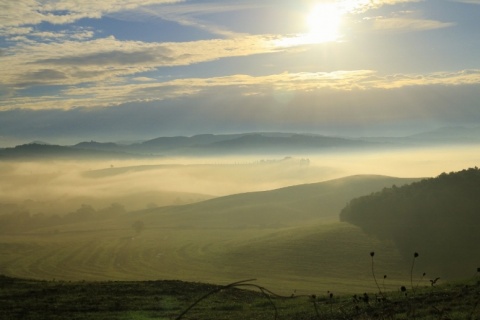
[0,1,184,51]
[0,0,477,147]
[1,79,479,144]
[126,2,266,37]
[358,7,456,32]
[0,0,184,28]
[1,0,457,97]
[0,1,181,64]
[1,26,33,36]
[37,49,164,66]
[132,0,425,37]
[153,69,480,94]
[372,17,455,31]
[343,0,422,13]
[0,1,263,43]
[379,70,480,88]
[132,77,157,82]
[26,28,96,42]
[453,0,480,4]
[1,34,281,91]
[2,69,480,111]
[23,69,68,83]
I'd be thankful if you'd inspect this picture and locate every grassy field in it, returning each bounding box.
[1,275,479,319]
[0,175,430,295]
[0,221,429,295]
[1,174,479,318]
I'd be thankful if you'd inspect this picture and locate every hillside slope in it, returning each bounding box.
[340,167,480,279]
[135,175,422,228]
[0,174,425,293]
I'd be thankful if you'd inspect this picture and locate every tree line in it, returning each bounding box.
[340,167,480,278]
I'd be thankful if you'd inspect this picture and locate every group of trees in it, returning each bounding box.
[340,167,480,278]
[0,203,126,234]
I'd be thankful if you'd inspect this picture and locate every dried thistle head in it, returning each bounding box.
[370,251,375,257]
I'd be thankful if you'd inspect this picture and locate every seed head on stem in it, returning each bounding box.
[410,252,419,294]
[370,251,382,295]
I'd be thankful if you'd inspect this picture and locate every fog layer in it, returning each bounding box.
[0,145,479,216]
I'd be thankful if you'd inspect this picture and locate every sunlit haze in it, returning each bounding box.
[1,145,479,213]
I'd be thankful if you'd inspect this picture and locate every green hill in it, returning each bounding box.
[0,175,425,294]
[340,167,480,279]
[135,175,422,229]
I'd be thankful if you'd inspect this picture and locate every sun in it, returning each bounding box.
[273,2,345,47]
[305,2,344,43]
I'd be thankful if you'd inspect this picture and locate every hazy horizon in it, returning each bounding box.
[1,143,479,213]
[1,125,480,149]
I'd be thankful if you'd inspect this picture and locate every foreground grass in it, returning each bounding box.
[1,275,479,320]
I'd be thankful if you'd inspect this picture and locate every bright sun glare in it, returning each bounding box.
[306,3,343,43]
[275,2,345,47]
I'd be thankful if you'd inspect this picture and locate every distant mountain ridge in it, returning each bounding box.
[361,125,480,145]
[0,142,133,159]
[0,133,376,159]
[1,127,479,159]
[131,132,375,154]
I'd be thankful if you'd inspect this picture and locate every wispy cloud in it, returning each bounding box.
[372,16,454,31]
[0,0,263,42]
[1,34,281,90]
[2,69,479,111]
[127,2,265,37]
[452,0,480,4]
[0,0,184,28]
[342,0,422,13]
[0,0,184,46]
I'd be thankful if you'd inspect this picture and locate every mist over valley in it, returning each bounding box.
[1,131,479,295]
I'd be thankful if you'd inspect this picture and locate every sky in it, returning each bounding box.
[1,0,480,146]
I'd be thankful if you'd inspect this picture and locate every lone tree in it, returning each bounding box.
[131,220,145,236]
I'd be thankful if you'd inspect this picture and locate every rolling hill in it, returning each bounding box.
[133,174,422,229]
[0,174,424,294]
